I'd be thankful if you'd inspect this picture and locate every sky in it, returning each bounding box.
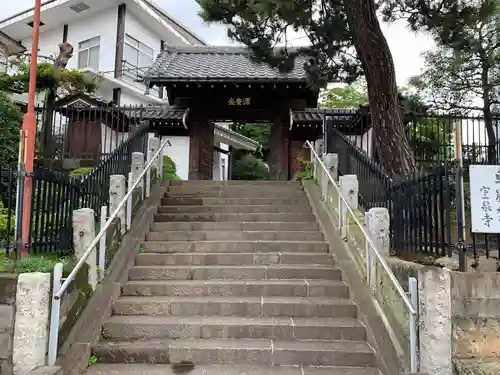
[0,0,435,86]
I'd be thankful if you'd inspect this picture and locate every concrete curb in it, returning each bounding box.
[302,180,405,375]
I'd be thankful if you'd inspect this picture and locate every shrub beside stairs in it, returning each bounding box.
[85,180,381,375]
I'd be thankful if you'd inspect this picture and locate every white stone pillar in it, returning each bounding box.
[339,175,358,238]
[73,208,97,291]
[131,151,145,192]
[418,267,452,375]
[109,174,126,234]
[366,207,390,256]
[314,139,324,158]
[148,136,160,170]
[12,273,50,375]
[324,153,338,181]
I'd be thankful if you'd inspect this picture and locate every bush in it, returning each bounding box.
[69,167,93,179]
[232,154,270,180]
[163,155,180,180]
[295,157,314,181]
[0,92,22,168]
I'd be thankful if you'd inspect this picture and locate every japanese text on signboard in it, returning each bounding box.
[470,165,500,233]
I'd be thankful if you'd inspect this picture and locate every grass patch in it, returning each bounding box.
[0,252,77,273]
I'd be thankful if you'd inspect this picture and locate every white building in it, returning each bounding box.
[0,0,259,179]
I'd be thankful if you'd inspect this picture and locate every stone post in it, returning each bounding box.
[339,175,358,238]
[109,175,126,234]
[314,139,324,158]
[131,152,145,193]
[12,272,50,375]
[148,136,160,171]
[324,153,338,181]
[418,267,452,375]
[322,153,338,203]
[366,207,390,256]
[73,208,97,291]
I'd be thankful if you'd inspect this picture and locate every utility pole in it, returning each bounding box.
[19,0,42,258]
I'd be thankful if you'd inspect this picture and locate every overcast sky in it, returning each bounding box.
[0,0,435,86]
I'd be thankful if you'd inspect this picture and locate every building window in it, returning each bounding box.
[123,34,154,80]
[78,36,100,70]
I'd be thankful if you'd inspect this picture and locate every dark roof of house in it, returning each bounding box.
[291,108,362,124]
[121,105,187,121]
[144,46,309,83]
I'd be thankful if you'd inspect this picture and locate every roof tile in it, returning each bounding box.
[144,46,308,82]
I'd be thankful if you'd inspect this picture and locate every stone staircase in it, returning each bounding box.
[86,181,381,375]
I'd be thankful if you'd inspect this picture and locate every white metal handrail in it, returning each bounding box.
[306,141,418,372]
[47,139,169,366]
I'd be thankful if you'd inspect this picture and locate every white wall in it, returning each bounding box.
[161,136,190,180]
[125,12,161,57]
[22,25,64,62]
[22,7,118,73]
[346,128,373,157]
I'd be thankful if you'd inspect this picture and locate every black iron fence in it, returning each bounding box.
[2,125,149,257]
[327,113,500,266]
[30,103,154,166]
[327,126,453,259]
[328,113,500,171]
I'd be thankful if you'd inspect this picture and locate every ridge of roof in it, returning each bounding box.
[142,0,207,45]
[0,0,207,46]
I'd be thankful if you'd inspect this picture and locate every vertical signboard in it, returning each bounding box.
[470,165,500,233]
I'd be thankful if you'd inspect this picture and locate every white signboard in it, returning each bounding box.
[470,165,500,233]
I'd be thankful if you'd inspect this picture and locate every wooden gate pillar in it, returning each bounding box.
[269,113,290,180]
[188,116,214,180]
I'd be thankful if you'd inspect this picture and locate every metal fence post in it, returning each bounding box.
[126,172,133,230]
[364,212,371,284]
[158,149,164,181]
[409,276,419,373]
[48,262,63,365]
[146,151,152,198]
[98,205,107,281]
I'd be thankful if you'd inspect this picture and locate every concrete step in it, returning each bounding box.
[84,364,381,375]
[165,194,304,199]
[170,180,301,186]
[162,197,310,206]
[169,338,376,367]
[139,241,329,254]
[102,315,366,341]
[128,264,342,281]
[93,339,375,367]
[112,296,357,318]
[154,213,316,223]
[167,186,303,194]
[121,279,349,298]
[146,231,324,242]
[150,222,319,232]
[134,252,333,266]
[158,205,312,214]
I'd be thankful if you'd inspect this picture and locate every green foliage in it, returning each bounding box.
[319,84,368,108]
[295,157,314,181]
[0,61,97,94]
[198,0,360,88]
[235,123,270,151]
[0,92,22,167]
[232,154,270,180]
[163,155,180,180]
[69,167,93,178]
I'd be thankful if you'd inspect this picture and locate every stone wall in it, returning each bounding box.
[0,274,17,375]
[451,272,500,374]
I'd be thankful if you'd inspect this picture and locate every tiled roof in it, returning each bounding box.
[144,46,309,83]
[121,106,187,121]
[291,108,361,124]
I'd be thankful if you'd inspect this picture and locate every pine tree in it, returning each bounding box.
[198,0,417,176]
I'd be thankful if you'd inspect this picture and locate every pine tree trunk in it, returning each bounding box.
[344,0,416,176]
